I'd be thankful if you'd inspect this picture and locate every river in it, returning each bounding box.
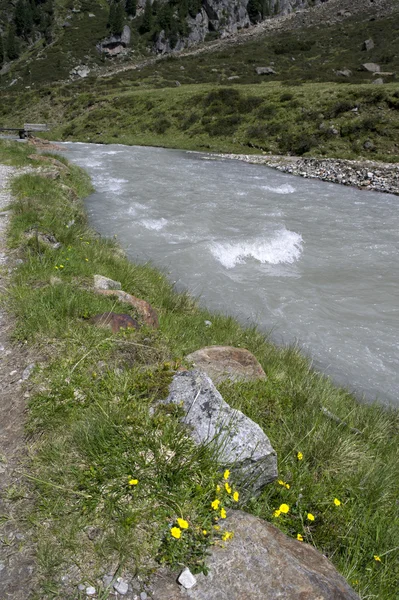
[62,142,399,406]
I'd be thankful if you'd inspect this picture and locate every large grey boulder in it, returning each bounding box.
[186,346,266,384]
[361,63,380,73]
[151,510,360,600]
[256,66,277,75]
[164,370,277,494]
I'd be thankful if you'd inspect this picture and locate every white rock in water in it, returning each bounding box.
[93,274,122,290]
[178,568,197,589]
[114,577,129,595]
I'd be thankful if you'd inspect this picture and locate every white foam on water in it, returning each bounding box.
[95,176,128,193]
[210,229,303,269]
[140,218,168,231]
[261,184,296,194]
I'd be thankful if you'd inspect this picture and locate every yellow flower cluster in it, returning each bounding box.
[170,517,189,539]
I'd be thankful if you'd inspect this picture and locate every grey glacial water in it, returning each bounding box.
[63,142,399,406]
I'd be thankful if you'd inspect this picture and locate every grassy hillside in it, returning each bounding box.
[2,81,399,161]
[1,7,399,161]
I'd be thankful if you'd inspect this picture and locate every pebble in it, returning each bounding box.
[102,574,113,587]
[204,320,212,327]
[78,583,86,591]
[114,577,129,595]
[178,567,197,589]
[140,592,148,600]
[85,586,96,596]
[21,363,35,381]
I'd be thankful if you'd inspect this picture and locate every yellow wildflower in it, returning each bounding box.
[225,483,232,494]
[279,503,290,514]
[170,527,181,539]
[333,498,341,506]
[220,508,227,519]
[211,499,221,510]
[297,451,303,461]
[85,258,89,262]
[223,469,230,480]
[128,479,139,486]
[222,531,234,541]
[202,530,207,536]
[177,518,189,529]
[307,513,315,522]
[213,525,220,530]
[233,491,239,502]
[374,555,381,562]
[297,533,303,542]
[216,485,221,493]
[59,265,64,269]
[273,509,281,517]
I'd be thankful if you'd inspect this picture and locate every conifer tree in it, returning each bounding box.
[6,25,19,60]
[125,0,136,17]
[140,0,153,33]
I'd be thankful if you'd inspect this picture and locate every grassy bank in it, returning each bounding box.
[1,138,398,599]
[2,81,399,162]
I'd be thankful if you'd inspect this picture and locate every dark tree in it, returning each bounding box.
[125,0,136,17]
[109,1,125,35]
[140,0,153,33]
[6,25,19,60]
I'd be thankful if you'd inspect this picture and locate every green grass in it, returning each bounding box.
[2,81,399,161]
[1,138,399,598]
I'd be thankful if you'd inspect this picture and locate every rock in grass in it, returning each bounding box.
[363,38,374,51]
[178,568,196,589]
[256,66,277,75]
[164,370,277,495]
[186,346,266,384]
[89,312,140,333]
[95,289,159,328]
[151,511,360,600]
[113,577,129,595]
[93,274,122,290]
[361,62,380,73]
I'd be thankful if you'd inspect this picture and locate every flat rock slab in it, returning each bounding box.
[164,370,276,494]
[151,510,359,600]
[186,346,266,384]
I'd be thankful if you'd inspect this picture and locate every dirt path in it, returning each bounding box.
[0,165,36,599]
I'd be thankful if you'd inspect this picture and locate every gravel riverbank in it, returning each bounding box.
[216,154,399,196]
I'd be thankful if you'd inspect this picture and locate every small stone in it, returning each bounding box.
[204,320,212,327]
[178,567,197,589]
[140,592,148,600]
[9,370,17,376]
[0,562,5,572]
[22,363,35,381]
[78,584,85,591]
[93,274,122,291]
[85,586,96,596]
[102,575,113,587]
[114,577,129,595]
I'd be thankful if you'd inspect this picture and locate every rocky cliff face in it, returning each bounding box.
[154,0,326,53]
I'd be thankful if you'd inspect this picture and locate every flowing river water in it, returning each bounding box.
[62,142,399,406]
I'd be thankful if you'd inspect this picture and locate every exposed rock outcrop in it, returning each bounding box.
[154,0,327,54]
[151,510,360,600]
[164,370,277,495]
[97,25,131,56]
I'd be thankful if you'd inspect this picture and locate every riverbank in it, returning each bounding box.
[0,138,398,599]
[216,153,399,196]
